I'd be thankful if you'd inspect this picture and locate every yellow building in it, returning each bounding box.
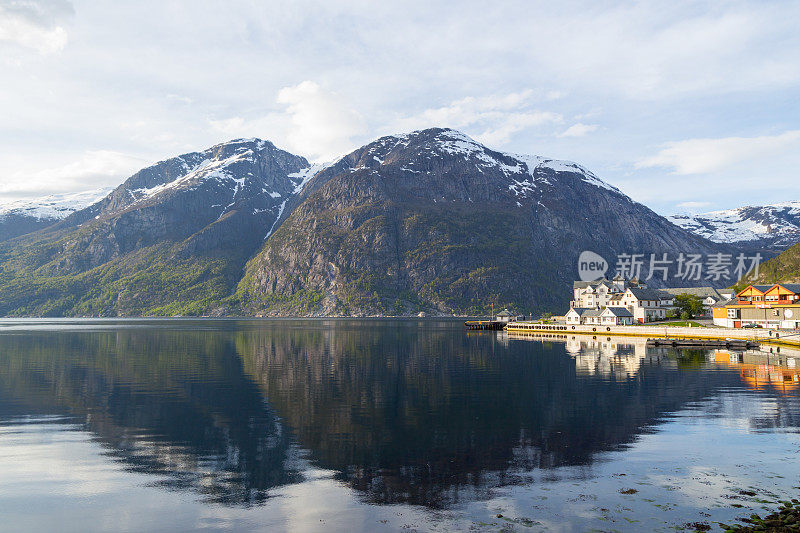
[713,284,800,330]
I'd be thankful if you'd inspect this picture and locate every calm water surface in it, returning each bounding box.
[0,319,799,532]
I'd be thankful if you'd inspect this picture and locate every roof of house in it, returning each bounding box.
[603,307,633,317]
[496,308,513,317]
[775,283,800,294]
[568,307,605,317]
[627,287,671,300]
[573,280,612,289]
[662,287,723,299]
[739,284,775,295]
[712,298,735,308]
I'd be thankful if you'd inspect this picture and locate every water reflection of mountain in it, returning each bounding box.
[0,330,302,505]
[1,321,795,510]
[236,322,745,506]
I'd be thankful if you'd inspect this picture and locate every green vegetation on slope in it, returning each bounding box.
[752,241,800,283]
[0,240,237,317]
[732,241,800,292]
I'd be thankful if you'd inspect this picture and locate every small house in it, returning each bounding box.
[600,307,634,326]
[495,309,514,323]
[565,307,588,324]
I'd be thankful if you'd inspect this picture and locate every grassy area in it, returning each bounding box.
[661,321,708,328]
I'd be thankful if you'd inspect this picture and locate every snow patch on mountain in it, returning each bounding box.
[669,201,800,248]
[0,188,112,221]
[426,129,621,194]
[129,149,257,203]
[261,161,334,241]
[288,162,333,194]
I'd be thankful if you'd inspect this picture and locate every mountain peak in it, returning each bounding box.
[350,127,620,196]
[102,137,309,213]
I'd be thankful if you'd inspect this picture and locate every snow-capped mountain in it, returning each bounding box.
[307,128,620,194]
[0,188,112,242]
[46,138,313,274]
[241,128,726,316]
[669,201,800,251]
[85,138,310,222]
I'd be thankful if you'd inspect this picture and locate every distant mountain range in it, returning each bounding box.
[0,128,739,317]
[0,188,111,242]
[669,201,800,251]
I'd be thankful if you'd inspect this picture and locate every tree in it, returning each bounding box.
[673,293,705,319]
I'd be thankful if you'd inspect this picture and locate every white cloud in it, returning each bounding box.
[0,0,73,54]
[558,123,598,138]
[0,150,146,198]
[276,81,366,161]
[209,81,365,162]
[0,0,799,212]
[391,91,562,146]
[510,3,800,99]
[636,130,800,174]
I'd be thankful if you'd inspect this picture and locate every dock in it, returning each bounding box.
[464,320,505,330]
[503,322,800,348]
[647,338,760,350]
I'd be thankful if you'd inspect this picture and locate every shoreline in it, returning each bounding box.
[505,322,800,348]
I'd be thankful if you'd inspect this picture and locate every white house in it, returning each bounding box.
[495,309,514,323]
[600,307,634,325]
[565,307,587,324]
[571,281,614,309]
[565,307,604,325]
[567,277,672,324]
[611,287,673,323]
[571,277,647,309]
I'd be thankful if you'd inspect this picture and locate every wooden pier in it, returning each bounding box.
[464,320,505,331]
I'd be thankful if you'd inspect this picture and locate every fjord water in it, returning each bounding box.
[1,320,799,532]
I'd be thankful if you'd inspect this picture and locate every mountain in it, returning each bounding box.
[0,138,310,316]
[233,128,726,316]
[669,201,800,251]
[0,128,732,317]
[0,188,111,242]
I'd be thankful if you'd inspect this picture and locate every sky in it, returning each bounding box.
[0,0,799,214]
